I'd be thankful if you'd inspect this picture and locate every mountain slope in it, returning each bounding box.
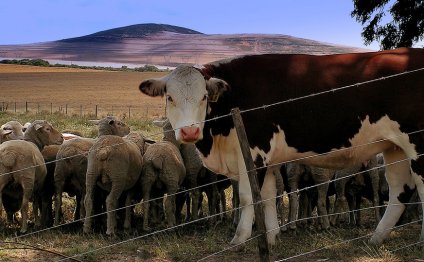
[0,23,370,66]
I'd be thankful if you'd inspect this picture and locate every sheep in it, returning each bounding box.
[40,144,61,227]
[284,163,334,230]
[1,120,25,141]
[153,118,202,222]
[83,132,149,235]
[53,116,130,226]
[335,154,389,226]
[0,120,63,233]
[140,140,186,231]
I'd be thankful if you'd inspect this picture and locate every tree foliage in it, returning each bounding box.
[352,0,424,49]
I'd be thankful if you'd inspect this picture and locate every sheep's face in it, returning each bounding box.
[33,120,64,146]
[109,119,130,137]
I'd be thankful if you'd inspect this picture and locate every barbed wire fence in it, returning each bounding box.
[0,67,423,261]
[0,101,164,120]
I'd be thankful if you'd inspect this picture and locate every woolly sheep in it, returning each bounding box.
[153,118,202,221]
[83,132,149,235]
[53,116,130,226]
[0,120,63,233]
[141,140,186,231]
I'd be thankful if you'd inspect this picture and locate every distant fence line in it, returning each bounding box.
[0,101,164,120]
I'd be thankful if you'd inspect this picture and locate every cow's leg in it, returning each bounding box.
[231,168,254,245]
[369,149,415,245]
[411,167,424,242]
[260,168,279,245]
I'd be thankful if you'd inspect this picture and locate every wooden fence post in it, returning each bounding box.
[95,105,98,118]
[50,103,53,114]
[80,105,82,117]
[25,101,28,113]
[65,104,68,115]
[231,107,270,262]
[14,102,16,113]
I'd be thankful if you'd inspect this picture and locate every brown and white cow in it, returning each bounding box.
[139,47,424,246]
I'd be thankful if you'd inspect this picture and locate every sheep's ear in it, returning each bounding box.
[0,130,12,138]
[108,119,115,125]
[139,78,166,97]
[206,78,230,103]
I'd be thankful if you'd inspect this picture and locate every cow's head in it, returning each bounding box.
[139,65,229,143]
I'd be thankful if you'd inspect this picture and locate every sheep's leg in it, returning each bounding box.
[369,149,414,245]
[123,191,134,231]
[142,185,152,231]
[188,174,199,221]
[74,193,82,221]
[105,185,123,235]
[287,177,299,230]
[220,189,227,219]
[314,175,330,230]
[19,173,35,233]
[20,195,30,233]
[231,180,240,226]
[370,172,382,223]
[54,182,64,226]
[165,186,178,227]
[332,178,348,226]
[83,171,97,234]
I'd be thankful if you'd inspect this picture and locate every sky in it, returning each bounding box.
[0,0,397,50]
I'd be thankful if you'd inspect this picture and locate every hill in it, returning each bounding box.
[0,23,370,66]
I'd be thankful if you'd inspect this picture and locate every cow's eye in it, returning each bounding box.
[202,95,208,102]
[167,96,174,103]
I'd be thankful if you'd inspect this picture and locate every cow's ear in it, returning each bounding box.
[139,78,166,97]
[206,78,230,102]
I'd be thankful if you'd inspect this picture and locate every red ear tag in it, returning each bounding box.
[209,94,220,103]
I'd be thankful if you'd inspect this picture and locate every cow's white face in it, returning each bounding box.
[165,67,208,142]
[139,66,229,143]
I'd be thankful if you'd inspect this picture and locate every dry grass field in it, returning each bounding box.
[0,64,167,119]
[0,64,423,261]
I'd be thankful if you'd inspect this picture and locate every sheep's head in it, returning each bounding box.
[24,120,64,149]
[1,120,25,141]
[153,117,178,144]
[91,116,130,137]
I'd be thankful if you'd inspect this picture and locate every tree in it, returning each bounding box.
[352,0,424,50]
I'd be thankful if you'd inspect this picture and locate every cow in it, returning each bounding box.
[138,47,424,246]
